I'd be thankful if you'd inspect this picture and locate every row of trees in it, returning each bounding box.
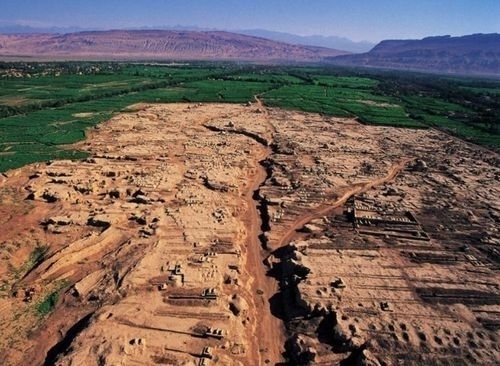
[0,61,122,76]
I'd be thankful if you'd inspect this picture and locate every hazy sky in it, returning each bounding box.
[1,0,499,42]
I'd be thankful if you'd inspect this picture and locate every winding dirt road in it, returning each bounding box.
[239,98,285,365]
[241,145,285,365]
[275,157,415,250]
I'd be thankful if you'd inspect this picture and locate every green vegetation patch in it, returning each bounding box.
[262,81,424,127]
[29,242,49,268]
[182,79,274,102]
[35,280,70,317]
[36,290,59,316]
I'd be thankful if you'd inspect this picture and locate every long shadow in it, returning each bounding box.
[265,244,297,280]
[338,344,368,366]
[44,312,94,366]
[316,312,337,346]
[268,291,287,321]
[271,244,296,260]
[265,262,282,280]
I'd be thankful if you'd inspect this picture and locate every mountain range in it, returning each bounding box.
[0,23,373,53]
[0,30,348,62]
[330,33,500,75]
[0,29,498,75]
[235,29,374,53]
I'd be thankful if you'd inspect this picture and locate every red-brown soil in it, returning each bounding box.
[0,102,499,366]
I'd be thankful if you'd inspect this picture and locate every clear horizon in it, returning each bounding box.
[1,0,499,43]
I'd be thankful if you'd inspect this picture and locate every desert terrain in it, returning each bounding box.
[0,100,499,366]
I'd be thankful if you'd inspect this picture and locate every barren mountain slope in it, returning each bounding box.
[330,33,500,75]
[0,30,348,61]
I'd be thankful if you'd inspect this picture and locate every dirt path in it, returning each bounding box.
[275,157,415,249]
[240,98,285,365]
[242,146,285,365]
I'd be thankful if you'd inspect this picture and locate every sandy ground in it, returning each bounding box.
[0,102,498,365]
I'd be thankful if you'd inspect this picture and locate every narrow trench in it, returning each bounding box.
[202,124,270,146]
[252,158,273,250]
[204,120,286,362]
[43,312,94,366]
[203,122,275,252]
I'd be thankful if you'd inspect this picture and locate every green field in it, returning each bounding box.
[1,62,499,172]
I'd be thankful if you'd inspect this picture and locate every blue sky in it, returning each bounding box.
[1,0,499,42]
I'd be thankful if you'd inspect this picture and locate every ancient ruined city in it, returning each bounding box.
[0,98,499,366]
